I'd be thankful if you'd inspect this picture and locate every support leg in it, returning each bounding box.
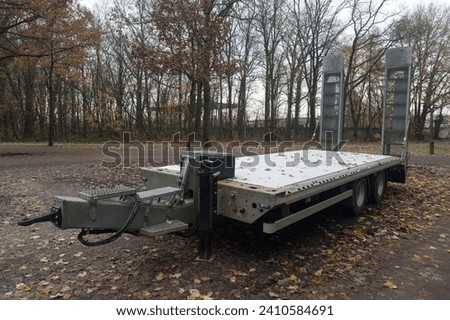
[196,170,218,262]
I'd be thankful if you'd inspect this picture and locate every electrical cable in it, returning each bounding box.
[77,197,141,247]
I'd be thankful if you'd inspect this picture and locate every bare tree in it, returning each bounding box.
[300,0,347,137]
[235,3,259,140]
[393,3,450,139]
[343,0,395,140]
[149,0,239,143]
[252,0,286,136]
[281,0,306,140]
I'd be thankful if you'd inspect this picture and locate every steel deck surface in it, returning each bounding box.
[228,150,398,189]
[156,150,399,190]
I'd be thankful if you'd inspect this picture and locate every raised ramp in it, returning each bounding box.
[320,55,344,150]
[382,47,412,162]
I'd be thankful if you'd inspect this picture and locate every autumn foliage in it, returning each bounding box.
[0,0,449,144]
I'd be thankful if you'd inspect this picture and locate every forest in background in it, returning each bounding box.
[1,0,449,145]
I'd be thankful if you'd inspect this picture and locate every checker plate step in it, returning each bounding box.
[140,220,188,236]
[79,185,136,201]
[136,186,181,201]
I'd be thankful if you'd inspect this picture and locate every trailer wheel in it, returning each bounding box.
[352,178,368,215]
[369,170,386,204]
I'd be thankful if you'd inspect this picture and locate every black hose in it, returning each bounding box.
[77,199,141,247]
[175,225,198,238]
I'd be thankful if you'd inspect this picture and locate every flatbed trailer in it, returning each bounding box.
[142,149,402,234]
[18,47,413,261]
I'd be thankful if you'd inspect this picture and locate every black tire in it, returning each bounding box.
[352,178,368,215]
[369,170,387,204]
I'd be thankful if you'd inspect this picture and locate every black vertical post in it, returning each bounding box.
[197,169,219,262]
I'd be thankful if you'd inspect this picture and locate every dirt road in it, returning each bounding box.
[0,143,448,300]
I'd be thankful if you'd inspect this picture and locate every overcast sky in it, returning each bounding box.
[80,0,450,11]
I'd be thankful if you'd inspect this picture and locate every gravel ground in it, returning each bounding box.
[0,142,448,300]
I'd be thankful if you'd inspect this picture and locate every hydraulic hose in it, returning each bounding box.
[77,198,141,246]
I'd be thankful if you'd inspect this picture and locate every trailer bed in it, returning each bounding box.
[141,150,401,228]
[228,150,398,190]
[153,149,399,192]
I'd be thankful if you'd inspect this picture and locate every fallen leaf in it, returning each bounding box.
[142,291,151,297]
[188,289,200,300]
[54,259,69,266]
[384,280,398,289]
[290,274,298,281]
[41,287,52,295]
[268,292,279,298]
[311,276,322,285]
[61,286,71,293]
[22,283,32,292]
[156,272,165,281]
[298,267,308,275]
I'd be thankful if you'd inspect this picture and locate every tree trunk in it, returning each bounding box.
[309,88,317,138]
[202,79,211,146]
[57,78,65,140]
[135,71,144,137]
[23,64,36,139]
[188,80,197,137]
[218,77,224,140]
[227,75,233,140]
[264,68,270,135]
[293,73,302,138]
[47,67,55,146]
[70,84,77,136]
[195,80,203,140]
[237,71,247,140]
[367,75,373,141]
[285,70,295,141]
